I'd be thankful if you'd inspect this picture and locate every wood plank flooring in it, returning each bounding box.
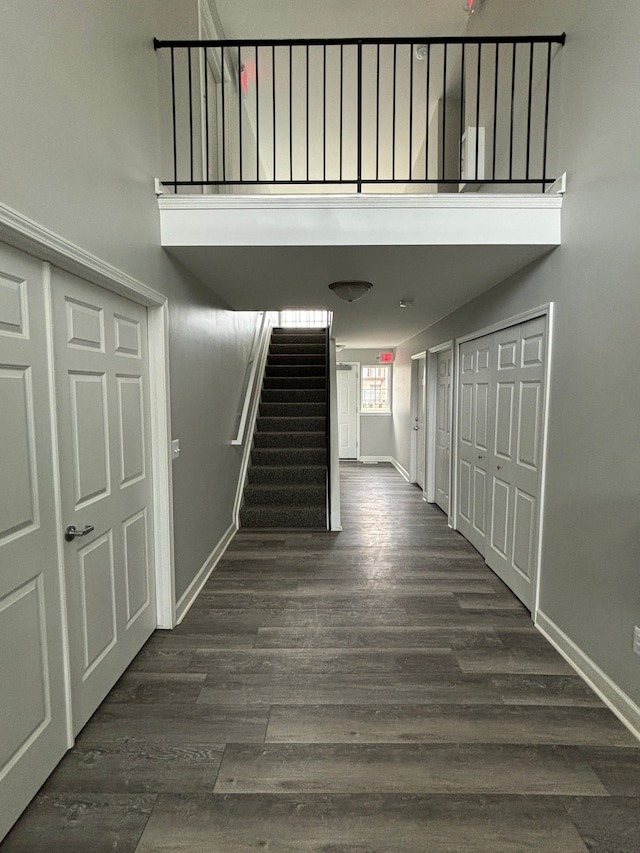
[3,462,640,852]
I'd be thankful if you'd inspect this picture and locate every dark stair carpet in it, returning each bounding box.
[240,327,328,530]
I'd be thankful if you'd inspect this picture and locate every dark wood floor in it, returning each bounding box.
[4,463,640,852]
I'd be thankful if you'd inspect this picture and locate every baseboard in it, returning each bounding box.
[359,455,392,464]
[391,457,411,482]
[536,610,640,742]
[175,521,237,624]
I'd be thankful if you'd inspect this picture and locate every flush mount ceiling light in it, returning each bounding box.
[328,280,373,303]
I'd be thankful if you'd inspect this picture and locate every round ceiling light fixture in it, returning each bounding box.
[328,280,373,303]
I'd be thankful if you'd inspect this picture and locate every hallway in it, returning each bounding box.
[3,463,640,851]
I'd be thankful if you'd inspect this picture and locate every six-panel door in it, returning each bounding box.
[0,246,68,839]
[435,347,452,514]
[52,268,157,734]
[337,364,358,459]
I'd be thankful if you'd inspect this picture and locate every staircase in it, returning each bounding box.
[240,327,329,529]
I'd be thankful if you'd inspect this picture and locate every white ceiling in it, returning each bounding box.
[168,242,554,348]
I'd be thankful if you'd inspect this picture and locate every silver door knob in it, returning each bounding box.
[65,524,95,542]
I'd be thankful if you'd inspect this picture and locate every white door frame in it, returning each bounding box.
[0,201,176,631]
[426,340,454,520]
[451,303,554,617]
[409,352,426,491]
[336,362,360,460]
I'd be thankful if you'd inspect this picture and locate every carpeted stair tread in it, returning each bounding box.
[248,464,326,485]
[257,416,326,432]
[251,447,327,466]
[270,343,325,355]
[259,402,326,417]
[253,431,326,449]
[268,354,326,365]
[264,376,326,390]
[262,389,326,403]
[266,365,326,377]
[244,483,326,505]
[240,504,327,528]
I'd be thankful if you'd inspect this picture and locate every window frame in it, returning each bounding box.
[360,364,392,415]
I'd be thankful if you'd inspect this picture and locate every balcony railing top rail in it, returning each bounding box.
[154,34,566,194]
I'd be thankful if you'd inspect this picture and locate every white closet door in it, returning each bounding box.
[52,269,156,734]
[0,246,68,839]
[337,364,358,459]
[457,337,491,555]
[434,347,452,514]
[485,317,546,609]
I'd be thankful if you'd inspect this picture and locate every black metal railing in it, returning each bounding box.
[154,35,566,193]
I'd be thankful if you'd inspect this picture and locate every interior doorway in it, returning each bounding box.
[337,362,359,459]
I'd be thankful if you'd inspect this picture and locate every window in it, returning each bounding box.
[279,310,331,328]
[361,365,391,413]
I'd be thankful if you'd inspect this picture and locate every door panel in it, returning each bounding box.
[456,316,547,611]
[484,317,546,610]
[337,364,358,459]
[0,246,67,839]
[434,348,452,513]
[53,269,156,734]
[457,339,491,555]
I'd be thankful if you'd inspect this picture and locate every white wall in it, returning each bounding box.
[393,0,640,712]
[0,0,261,601]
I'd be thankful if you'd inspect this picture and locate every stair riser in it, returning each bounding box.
[257,417,326,432]
[259,403,327,418]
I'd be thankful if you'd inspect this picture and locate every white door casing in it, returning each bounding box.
[434,347,452,513]
[0,246,68,839]
[415,359,426,489]
[337,363,358,459]
[52,268,157,734]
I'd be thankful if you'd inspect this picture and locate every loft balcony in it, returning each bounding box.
[154,35,565,344]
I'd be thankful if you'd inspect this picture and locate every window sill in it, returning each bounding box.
[360,411,392,416]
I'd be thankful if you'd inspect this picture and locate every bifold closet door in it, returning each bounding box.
[484,317,546,610]
[434,348,452,514]
[52,269,157,734]
[456,316,547,611]
[0,246,68,839]
[457,337,491,555]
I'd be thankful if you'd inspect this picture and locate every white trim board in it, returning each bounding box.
[174,521,238,625]
[359,456,393,464]
[536,611,640,743]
